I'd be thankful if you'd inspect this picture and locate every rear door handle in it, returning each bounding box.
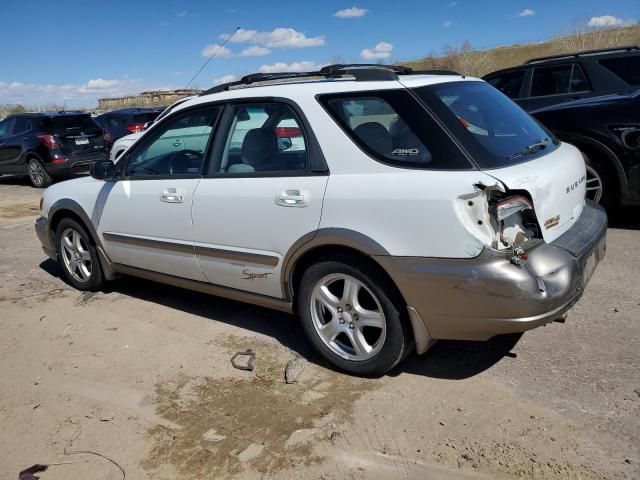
[160,188,185,203]
[275,189,310,207]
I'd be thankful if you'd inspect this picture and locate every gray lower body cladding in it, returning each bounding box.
[375,201,607,342]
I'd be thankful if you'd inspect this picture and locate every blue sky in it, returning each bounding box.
[0,0,638,107]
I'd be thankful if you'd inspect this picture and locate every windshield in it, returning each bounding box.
[412,81,558,169]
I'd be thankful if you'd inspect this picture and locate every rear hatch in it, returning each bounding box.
[43,114,105,158]
[410,80,587,243]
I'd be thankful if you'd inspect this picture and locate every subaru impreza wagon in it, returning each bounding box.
[35,64,607,375]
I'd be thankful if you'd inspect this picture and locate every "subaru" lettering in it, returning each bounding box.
[566,174,586,194]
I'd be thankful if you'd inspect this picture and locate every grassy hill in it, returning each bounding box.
[401,24,640,77]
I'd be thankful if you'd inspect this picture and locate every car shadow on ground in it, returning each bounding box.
[0,175,31,186]
[40,259,522,380]
[608,206,640,230]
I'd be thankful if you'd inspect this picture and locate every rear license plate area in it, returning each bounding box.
[75,138,89,145]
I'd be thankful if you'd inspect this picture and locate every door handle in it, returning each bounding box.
[160,188,184,203]
[275,189,310,207]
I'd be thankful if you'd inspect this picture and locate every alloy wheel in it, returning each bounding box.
[585,164,603,204]
[310,273,386,361]
[29,160,45,187]
[60,228,92,283]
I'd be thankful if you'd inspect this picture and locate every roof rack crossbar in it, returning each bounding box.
[199,64,462,96]
[525,45,639,64]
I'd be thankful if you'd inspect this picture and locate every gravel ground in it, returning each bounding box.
[0,175,638,480]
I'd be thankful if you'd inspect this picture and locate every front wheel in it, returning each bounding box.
[55,218,105,291]
[28,158,52,188]
[297,258,413,376]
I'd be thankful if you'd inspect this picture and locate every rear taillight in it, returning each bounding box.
[51,156,68,164]
[274,126,302,138]
[126,124,145,133]
[37,134,59,149]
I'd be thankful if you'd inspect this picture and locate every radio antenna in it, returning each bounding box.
[185,26,240,89]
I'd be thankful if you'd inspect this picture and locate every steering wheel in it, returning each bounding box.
[168,149,204,175]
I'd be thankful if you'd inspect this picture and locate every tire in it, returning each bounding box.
[55,218,105,291]
[573,145,618,211]
[297,256,413,376]
[28,157,53,188]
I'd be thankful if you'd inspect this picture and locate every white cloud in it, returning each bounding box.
[443,20,453,27]
[518,8,535,17]
[239,46,271,57]
[201,44,232,58]
[213,75,237,85]
[0,77,148,107]
[85,78,120,89]
[587,15,625,27]
[177,11,187,17]
[360,41,393,60]
[257,61,325,73]
[334,6,368,18]
[220,27,325,48]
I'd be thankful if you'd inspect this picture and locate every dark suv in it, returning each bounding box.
[95,108,163,149]
[0,112,107,187]
[483,46,640,112]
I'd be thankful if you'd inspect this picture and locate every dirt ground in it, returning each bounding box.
[0,174,638,480]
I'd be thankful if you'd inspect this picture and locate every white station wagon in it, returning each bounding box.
[36,65,607,375]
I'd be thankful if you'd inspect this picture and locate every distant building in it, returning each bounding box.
[98,89,202,110]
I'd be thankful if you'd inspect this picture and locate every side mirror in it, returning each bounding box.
[91,160,116,181]
[277,137,292,151]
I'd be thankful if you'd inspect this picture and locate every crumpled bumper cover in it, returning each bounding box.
[375,200,607,342]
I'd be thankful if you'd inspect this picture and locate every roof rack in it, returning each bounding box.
[525,45,639,64]
[199,64,461,96]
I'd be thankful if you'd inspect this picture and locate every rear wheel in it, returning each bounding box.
[297,257,413,376]
[55,218,105,291]
[28,158,52,188]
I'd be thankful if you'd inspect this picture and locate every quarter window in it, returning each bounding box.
[125,107,220,177]
[320,90,470,170]
[214,103,308,174]
[599,56,640,86]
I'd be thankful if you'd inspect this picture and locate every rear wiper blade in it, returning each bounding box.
[507,138,549,160]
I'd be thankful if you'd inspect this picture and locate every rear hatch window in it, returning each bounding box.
[43,115,104,154]
[132,112,161,124]
[412,81,558,169]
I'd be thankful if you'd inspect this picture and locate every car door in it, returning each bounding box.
[192,101,328,298]
[0,117,24,173]
[96,105,222,280]
[518,63,593,112]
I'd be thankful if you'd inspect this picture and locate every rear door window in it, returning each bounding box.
[530,64,591,97]
[569,65,590,92]
[12,117,32,134]
[319,90,470,170]
[531,65,572,96]
[599,56,640,86]
[486,70,526,99]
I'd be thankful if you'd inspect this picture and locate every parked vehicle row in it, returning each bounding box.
[484,46,640,208]
[0,112,107,187]
[35,64,607,375]
[94,107,163,150]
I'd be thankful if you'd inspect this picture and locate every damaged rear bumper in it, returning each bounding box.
[375,201,607,350]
